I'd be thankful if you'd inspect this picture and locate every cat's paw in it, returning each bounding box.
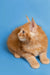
[40,53,50,64]
[31,61,40,69]
[40,58,49,64]
[27,56,40,69]
[14,53,20,58]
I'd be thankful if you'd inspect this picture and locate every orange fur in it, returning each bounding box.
[7,16,49,69]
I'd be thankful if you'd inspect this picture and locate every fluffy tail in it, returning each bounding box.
[26,16,30,22]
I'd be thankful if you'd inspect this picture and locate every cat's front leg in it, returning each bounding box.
[39,52,49,64]
[22,54,40,69]
[16,49,40,68]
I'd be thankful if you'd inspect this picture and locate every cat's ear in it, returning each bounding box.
[30,18,37,32]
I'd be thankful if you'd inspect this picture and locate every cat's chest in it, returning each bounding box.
[24,43,41,50]
[23,42,41,56]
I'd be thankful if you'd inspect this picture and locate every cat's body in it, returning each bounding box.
[7,17,49,69]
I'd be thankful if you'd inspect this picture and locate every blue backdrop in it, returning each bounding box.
[0,0,50,75]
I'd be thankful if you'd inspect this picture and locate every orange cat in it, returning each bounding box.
[7,16,49,69]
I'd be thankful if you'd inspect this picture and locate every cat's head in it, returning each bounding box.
[18,28,31,42]
[18,17,38,42]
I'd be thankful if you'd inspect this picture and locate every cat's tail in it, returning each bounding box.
[26,16,30,22]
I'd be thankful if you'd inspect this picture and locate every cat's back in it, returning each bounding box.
[37,25,48,41]
[37,25,48,51]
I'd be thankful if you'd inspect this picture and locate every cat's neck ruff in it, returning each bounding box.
[30,32,35,37]
[30,31,38,38]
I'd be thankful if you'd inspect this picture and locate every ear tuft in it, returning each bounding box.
[26,16,30,22]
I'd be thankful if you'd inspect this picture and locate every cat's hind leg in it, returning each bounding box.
[9,48,20,58]
[40,52,49,64]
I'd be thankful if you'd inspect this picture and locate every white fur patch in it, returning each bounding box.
[18,36,26,41]
[30,32,35,37]
[19,38,26,41]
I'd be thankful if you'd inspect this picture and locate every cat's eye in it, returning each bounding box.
[22,30,25,33]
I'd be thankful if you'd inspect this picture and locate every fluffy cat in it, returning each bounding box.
[7,16,49,69]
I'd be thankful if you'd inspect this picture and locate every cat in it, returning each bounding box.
[7,16,49,69]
